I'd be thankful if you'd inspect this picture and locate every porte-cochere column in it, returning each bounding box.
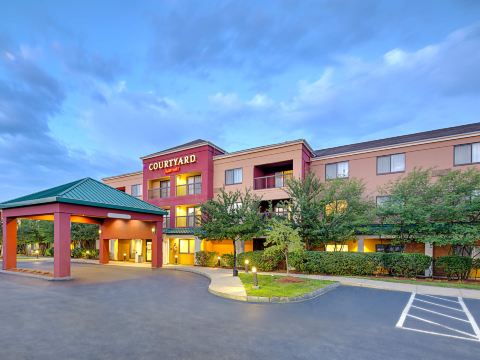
[2,217,17,270]
[53,212,71,279]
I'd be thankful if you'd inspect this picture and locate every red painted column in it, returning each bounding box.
[2,217,17,270]
[99,234,109,264]
[54,212,71,278]
[151,221,163,268]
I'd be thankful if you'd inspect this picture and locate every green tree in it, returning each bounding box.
[264,218,303,275]
[17,219,54,255]
[283,172,323,249]
[318,178,375,249]
[71,223,99,249]
[199,188,265,276]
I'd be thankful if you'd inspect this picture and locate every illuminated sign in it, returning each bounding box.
[148,154,197,171]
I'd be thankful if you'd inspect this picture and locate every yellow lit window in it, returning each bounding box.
[326,244,348,252]
[325,200,348,215]
[179,239,196,254]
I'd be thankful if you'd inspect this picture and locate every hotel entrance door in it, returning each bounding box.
[146,240,152,262]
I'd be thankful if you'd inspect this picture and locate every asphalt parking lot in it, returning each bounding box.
[0,261,479,360]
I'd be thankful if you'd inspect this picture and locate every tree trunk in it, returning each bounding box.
[285,251,289,276]
[232,238,238,277]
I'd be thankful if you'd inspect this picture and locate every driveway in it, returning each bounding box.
[0,261,479,360]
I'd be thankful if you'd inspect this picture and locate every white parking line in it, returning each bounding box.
[396,292,480,342]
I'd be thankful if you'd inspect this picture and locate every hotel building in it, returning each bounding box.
[103,123,480,266]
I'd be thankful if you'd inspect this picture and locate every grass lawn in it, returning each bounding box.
[366,276,480,290]
[239,273,335,298]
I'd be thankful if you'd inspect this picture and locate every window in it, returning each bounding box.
[377,153,405,174]
[376,195,391,206]
[159,180,170,198]
[179,239,195,254]
[325,161,349,180]
[131,184,142,198]
[454,143,480,165]
[225,168,243,185]
[326,244,348,252]
[325,200,348,215]
[375,244,404,253]
[275,170,293,187]
[163,209,170,228]
[187,175,202,195]
[186,207,201,227]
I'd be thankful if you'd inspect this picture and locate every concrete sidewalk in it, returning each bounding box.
[165,265,480,301]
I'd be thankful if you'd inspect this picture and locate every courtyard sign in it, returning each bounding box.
[148,154,197,171]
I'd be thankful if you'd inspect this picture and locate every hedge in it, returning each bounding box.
[71,248,99,260]
[219,251,283,271]
[289,251,432,277]
[435,255,472,280]
[195,251,217,267]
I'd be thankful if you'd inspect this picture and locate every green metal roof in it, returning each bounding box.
[0,177,167,216]
[163,227,198,235]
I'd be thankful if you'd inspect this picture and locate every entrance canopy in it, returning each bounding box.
[0,178,167,279]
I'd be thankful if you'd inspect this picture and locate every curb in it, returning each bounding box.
[165,266,340,303]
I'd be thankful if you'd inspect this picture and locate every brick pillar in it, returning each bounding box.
[2,217,17,270]
[54,212,71,278]
[357,236,365,253]
[152,221,163,268]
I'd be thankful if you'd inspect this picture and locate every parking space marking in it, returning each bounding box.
[396,292,480,342]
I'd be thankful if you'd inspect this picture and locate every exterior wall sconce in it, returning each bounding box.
[151,227,156,234]
[244,259,249,273]
[252,266,259,289]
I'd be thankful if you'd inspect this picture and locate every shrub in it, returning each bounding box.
[195,251,217,267]
[288,251,383,276]
[381,253,432,278]
[221,253,234,267]
[237,250,283,272]
[71,248,83,258]
[289,251,431,277]
[44,247,54,257]
[435,255,472,280]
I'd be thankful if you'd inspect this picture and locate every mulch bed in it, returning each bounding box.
[10,268,53,277]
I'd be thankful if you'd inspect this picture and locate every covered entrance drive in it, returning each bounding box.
[0,178,167,279]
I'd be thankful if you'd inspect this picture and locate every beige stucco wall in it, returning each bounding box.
[212,142,309,201]
[310,135,480,198]
[103,171,143,198]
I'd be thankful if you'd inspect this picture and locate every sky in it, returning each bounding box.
[1,0,480,200]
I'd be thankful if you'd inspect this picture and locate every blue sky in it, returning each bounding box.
[1,0,480,200]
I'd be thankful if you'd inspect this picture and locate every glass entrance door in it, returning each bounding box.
[146,240,152,262]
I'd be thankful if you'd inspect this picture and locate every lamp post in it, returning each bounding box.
[35,249,39,259]
[244,259,249,274]
[123,253,127,261]
[175,254,178,264]
[217,256,221,267]
[252,266,259,289]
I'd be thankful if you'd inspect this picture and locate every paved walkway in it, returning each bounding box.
[164,265,480,301]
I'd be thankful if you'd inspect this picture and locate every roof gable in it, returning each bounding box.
[0,178,167,215]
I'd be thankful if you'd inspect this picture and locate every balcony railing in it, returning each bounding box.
[176,215,201,228]
[148,187,170,200]
[163,217,171,228]
[253,173,293,190]
[176,183,202,197]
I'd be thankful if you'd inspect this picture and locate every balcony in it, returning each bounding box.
[148,187,170,200]
[254,172,293,190]
[176,215,201,228]
[176,183,202,197]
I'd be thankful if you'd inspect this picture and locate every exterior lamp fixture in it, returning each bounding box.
[86,250,90,255]
[217,256,221,267]
[252,266,259,289]
[175,254,178,264]
[151,227,156,234]
[98,229,102,235]
[244,259,249,273]
[35,249,39,259]
[123,253,127,261]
